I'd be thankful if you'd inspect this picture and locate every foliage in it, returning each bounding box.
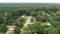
[0,4,60,34]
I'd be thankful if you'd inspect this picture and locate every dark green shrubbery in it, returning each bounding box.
[0,4,60,34]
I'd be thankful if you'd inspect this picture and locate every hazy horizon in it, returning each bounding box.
[0,0,60,3]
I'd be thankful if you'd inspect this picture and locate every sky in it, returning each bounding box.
[0,0,60,3]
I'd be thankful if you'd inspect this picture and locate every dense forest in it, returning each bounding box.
[0,3,60,34]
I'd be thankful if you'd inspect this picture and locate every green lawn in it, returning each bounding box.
[0,32,5,34]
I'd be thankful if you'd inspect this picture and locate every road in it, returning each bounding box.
[24,16,32,27]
